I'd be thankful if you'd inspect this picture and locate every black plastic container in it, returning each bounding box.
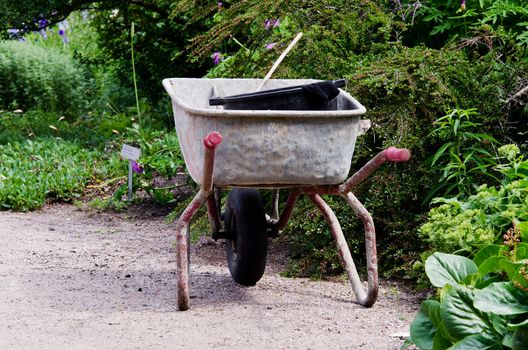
[209,79,346,110]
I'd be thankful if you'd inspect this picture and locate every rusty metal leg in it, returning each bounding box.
[175,191,207,311]
[206,194,221,234]
[308,194,377,307]
[175,131,223,311]
[341,192,378,307]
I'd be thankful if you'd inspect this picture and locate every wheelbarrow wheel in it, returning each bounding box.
[224,188,268,286]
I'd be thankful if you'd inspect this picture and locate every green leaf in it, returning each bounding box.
[503,330,515,348]
[474,245,506,267]
[442,285,495,341]
[519,222,528,244]
[508,318,528,330]
[400,337,413,350]
[425,252,478,288]
[479,256,507,277]
[501,260,524,280]
[475,276,501,289]
[474,282,528,315]
[431,143,453,167]
[490,312,508,335]
[512,327,528,350]
[462,273,480,287]
[517,246,528,261]
[411,300,441,350]
[447,334,502,349]
[432,322,453,350]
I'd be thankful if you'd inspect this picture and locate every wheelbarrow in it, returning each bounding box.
[162,78,411,311]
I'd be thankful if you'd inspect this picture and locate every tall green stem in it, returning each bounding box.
[131,22,141,129]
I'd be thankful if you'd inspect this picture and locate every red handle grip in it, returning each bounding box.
[385,147,411,162]
[204,131,223,149]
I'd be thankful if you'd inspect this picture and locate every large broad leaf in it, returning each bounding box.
[474,282,528,315]
[426,253,478,288]
[512,327,528,350]
[433,322,453,350]
[411,300,441,350]
[473,245,506,267]
[447,334,502,350]
[441,285,495,340]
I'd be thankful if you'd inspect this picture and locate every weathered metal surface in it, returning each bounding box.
[384,147,411,162]
[163,78,366,187]
[342,192,378,307]
[339,151,388,195]
[201,131,222,193]
[339,147,411,194]
[308,194,378,307]
[175,190,206,311]
[206,195,221,234]
[174,132,221,311]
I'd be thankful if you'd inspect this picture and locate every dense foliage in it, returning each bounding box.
[0,40,89,113]
[0,138,107,211]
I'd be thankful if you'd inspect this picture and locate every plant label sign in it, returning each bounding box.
[121,144,141,161]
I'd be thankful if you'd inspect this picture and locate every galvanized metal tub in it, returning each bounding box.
[162,78,366,187]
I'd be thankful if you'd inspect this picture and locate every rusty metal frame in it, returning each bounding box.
[175,130,410,310]
[175,131,222,311]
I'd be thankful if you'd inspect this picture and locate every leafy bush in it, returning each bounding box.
[0,40,90,113]
[402,0,528,55]
[419,146,528,255]
[406,239,528,349]
[425,108,498,201]
[0,138,112,211]
[189,0,397,80]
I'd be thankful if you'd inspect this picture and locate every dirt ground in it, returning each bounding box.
[0,203,421,350]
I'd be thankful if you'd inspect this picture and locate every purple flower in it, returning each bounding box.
[211,51,222,65]
[38,19,47,29]
[264,19,280,30]
[217,2,223,7]
[265,42,276,50]
[58,28,68,43]
[460,0,466,11]
[132,161,143,174]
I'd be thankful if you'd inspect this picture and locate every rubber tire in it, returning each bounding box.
[224,188,268,286]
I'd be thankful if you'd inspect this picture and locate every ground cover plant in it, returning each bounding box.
[405,242,528,349]
[0,138,103,211]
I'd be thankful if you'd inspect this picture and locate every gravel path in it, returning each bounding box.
[0,204,420,349]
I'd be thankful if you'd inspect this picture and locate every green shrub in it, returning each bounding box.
[402,0,528,56]
[0,138,116,211]
[425,108,498,201]
[0,40,90,113]
[419,147,528,255]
